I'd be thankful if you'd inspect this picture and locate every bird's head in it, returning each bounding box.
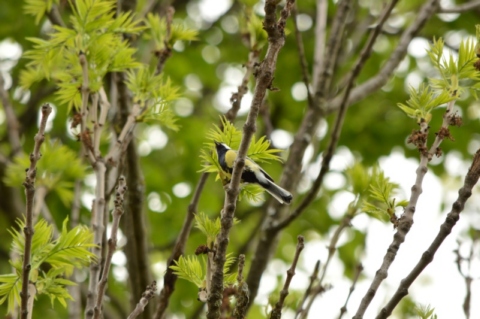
[214,141,230,153]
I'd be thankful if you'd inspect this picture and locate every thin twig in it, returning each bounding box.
[338,263,363,319]
[454,240,474,319]
[314,0,351,100]
[0,72,22,156]
[20,104,52,319]
[105,103,142,166]
[82,51,108,319]
[93,176,128,319]
[294,260,320,319]
[326,0,440,114]
[206,2,295,318]
[270,236,305,319]
[376,148,480,318]
[127,281,158,319]
[46,5,65,27]
[291,5,313,107]
[439,0,480,13]
[312,0,328,91]
[225,50,261,124]
[155,6,175,75]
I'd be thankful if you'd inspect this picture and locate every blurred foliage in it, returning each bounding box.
[0,0,480,317]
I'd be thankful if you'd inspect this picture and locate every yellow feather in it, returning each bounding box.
[225,150,237,168]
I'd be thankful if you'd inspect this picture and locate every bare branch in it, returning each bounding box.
[127,281,158,319]
[295,260,320,319]
[94,176,128,319]
[338,263,363,319]
[291,5,313,107]
[275,0,399,231]
[439,0,480,13]
[270,236,305,319]
[155,7,175,75]
[20,103,52,319]
[376,148,480,318]
[45,5,65,27]
[353,99,458,318]
[326,0,440,114]
[312,0,328,90]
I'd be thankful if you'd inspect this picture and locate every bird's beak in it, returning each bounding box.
[214,141,220,146]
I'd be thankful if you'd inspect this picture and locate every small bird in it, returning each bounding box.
[214,141,293,204]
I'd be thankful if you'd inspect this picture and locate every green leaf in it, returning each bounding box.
[0,274,21,314]
[170,255,205,288]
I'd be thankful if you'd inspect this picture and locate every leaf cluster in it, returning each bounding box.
[126,66,180,131]
[398,34,480,122]
[170,254,237,289]
[21,0,143,109]
[0,218,96,313]
[4,139,87,206]
[143,13,198,51]
[194,212,239,247]
[397,84,455,123]
[199,117,283,202]
[361,167,408,222]
[427,37,480,94]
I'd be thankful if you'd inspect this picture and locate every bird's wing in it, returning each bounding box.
[245,157,274,183]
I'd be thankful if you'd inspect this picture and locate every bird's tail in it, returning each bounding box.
[262,180,293,205]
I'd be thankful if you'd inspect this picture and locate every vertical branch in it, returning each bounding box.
[20,104,52,319]
[376,148,480,318]
[68,179,83,319]
[338,263,363,319]
[154,30,260,319]
[270,236,305,319]
[155,6,175,75]
[246,0,352,303]
[207,1,296,318]
[312,0,328,90]
[93,176,128,319]
[295,260,320,319]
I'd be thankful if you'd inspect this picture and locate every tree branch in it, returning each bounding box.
[273,0,398,232]
[94,176,127,319]
[353,99,458,318]
[376,148,480,318]
[439,0,480,13]
[270,236,304,319]
[20,103,52,319]
[338,263,363,319]
[326,0,440,114]
[127,281,158,319]
[154,26,262,319]
[207,1,295,318]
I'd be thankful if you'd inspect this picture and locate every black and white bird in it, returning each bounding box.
[214,141,293,204]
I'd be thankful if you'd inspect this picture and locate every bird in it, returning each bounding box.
[214,141,293,204]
